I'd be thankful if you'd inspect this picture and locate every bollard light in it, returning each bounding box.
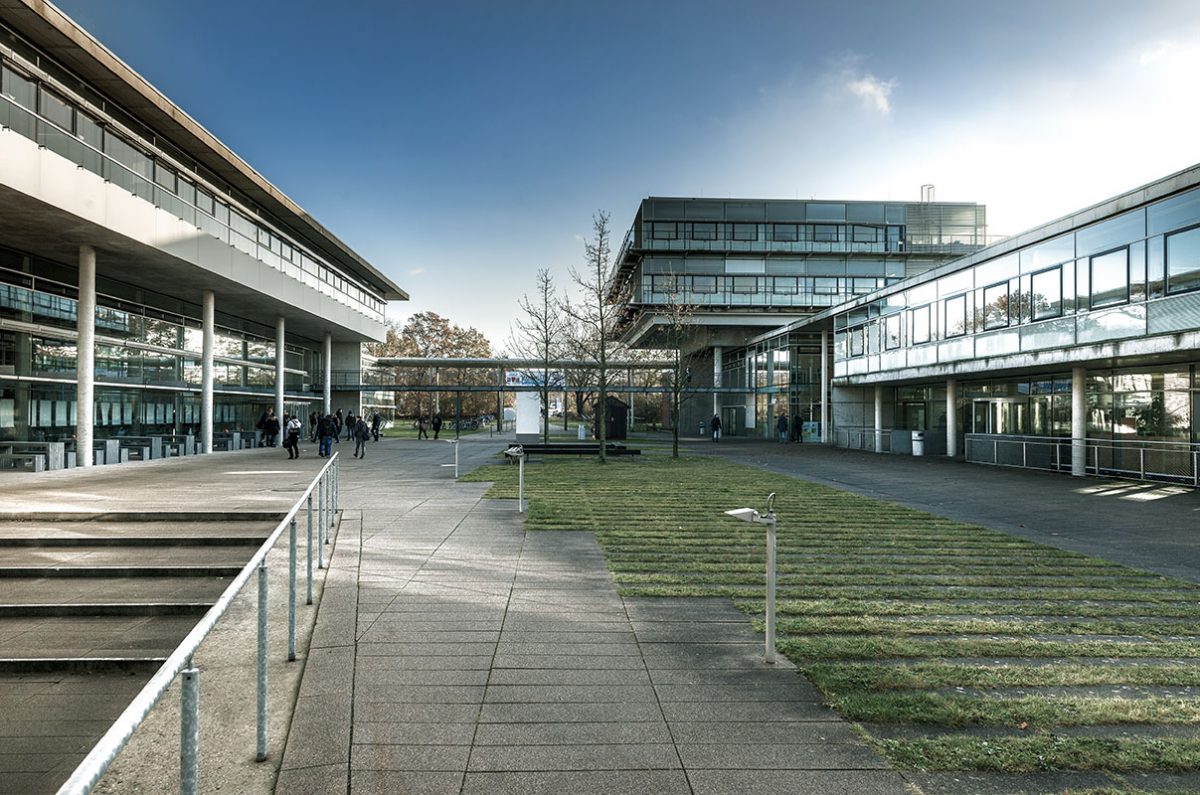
[504,445,526,513]
[724,492,778,664]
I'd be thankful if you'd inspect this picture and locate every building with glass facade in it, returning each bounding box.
[608,196,989,437]
[814,163,1200,483]
[0,2,405,460]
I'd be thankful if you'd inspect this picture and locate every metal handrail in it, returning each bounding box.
[965,433,1200,486]
[55,451,341,795]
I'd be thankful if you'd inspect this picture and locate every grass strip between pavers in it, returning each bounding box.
[461,455,1200,775]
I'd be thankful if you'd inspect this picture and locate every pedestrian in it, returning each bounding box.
[432,413,443,440]
[334,409,343,444]
[710,413,721,443]
[371,411,382,442]
[344,410,356,441]
[284,413,302,459]
[318,413,334,458]
[309,413,318,443]
[256,409,269,445]
[417,415,428,440]
[794,414,802,443]
[264,408,280,448]
[354,415,369,458]
[777,413,788,443]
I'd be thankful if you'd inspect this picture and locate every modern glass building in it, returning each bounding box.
[0,2,405,459]
[608,196,989,437]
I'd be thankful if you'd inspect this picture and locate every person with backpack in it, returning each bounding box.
[284,413,302,459]
[353,415,370,458]
[432,413,443,440]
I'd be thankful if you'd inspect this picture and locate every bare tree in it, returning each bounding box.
[562,212,620,462]
[659,275,701,458]
[510,268,566,443]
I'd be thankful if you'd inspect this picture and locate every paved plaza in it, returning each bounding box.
[277,436,902,794]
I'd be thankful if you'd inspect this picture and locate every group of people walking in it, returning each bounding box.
[415,413,444,440]
[257,407,382,460]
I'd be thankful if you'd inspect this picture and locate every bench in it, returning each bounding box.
[502,444,641,458]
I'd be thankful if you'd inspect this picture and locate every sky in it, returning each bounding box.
[54,0,1200,348]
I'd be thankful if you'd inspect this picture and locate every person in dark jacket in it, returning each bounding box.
[318,414,334,458]
[777,413,788,443]
[432,413,443,440]
[417,415,428,440]
[283,413,302,459]
[371,411,382,442]
[353,415,370,458]
[309,413,318,443]
[710,414,721,442]
[263,409,280,447]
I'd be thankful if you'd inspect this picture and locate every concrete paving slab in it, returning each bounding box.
[460,770,692,795]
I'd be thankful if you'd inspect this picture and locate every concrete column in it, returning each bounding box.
[201,290,214,454]
[712,345,723,418]
[275,316,286,424]
[820,330,829,444]
[874,384,883,453]
[322,332,332,415]
[76,245,96,467]
[1071,366,1086,476]
[946,378,957,458]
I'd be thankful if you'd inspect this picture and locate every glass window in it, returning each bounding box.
[1077,211,1144,257]
[732,223,757,241]
[154,162,177,193]
[38,86,73,131]
[850,327,865,356]
[195,188,215,216]
[2,65,35,108]
[690,222,717,240]
[852,225,879,243]
[912,304,931,344]
[813,225,840,242]
[852,278,877,294]
[692,275,717,294]
[772,277,798,295]
[1090,248,1129,308]
[1031,266,1062,319]
[731,276,758,294]
[982,282,1009,330]
[884,314,901,349]
[813,277,838,294]
[771,224,798,242]
[1148,187,1200,237]
[944,294,967,336]
[1166,226,1200,295]
[651,222,677,240]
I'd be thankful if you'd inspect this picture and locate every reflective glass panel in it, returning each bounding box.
[1090,249,1129,308]
[944,294,967,337]
[1166,226,1200,295]
[1031,266,1062,319]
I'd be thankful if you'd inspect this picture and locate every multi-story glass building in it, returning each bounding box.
[815,163,1200,482]
[0,2,405,457]
[608,196,989,436]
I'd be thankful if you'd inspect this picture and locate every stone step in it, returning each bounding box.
[0,603,212,617]
[0,575,232,604]
[0,544,263,569]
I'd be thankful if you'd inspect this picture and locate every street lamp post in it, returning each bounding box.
[724,492,778,664]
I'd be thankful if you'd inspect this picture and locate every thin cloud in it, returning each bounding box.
[408,267,426,276]
[846,73,896,115]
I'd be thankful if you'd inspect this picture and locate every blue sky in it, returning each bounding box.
[56,0,1200,346]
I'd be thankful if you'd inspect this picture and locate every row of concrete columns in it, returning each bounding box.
[867,367,1090,476]
[74,246,333,465]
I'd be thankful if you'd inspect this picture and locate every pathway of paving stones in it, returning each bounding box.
[278,438,904,794]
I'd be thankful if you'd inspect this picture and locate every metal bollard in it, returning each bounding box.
[180,663,200,795]
[256,563,268,762]
[306,493,314,605]
[765,515,777,665]
[288,517,297,662]
[518,454,525,514]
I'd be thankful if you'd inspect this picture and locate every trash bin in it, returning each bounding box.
[578,424,586,441]
[911,430,925,457]
[699,422,706,436]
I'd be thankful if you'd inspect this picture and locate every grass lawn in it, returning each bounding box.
[461,455,1200,779]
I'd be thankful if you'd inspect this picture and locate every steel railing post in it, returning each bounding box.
[765,516,776,665]
[518,454,525,514]
[1139,447,1146,481]
[317,475,325,569]
[305,493,313,605]
[1194,451,1198,488]
[288,517,297,662]
[255,563,268,762]
[332,459,338,530]
[180,663,199,795]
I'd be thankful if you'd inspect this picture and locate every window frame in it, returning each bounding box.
[689,222,718,241]
[651,222,678,240]
[1165,224,1200,296]
[883,313,902,350]
[1030,265,1063,320]
[1089,246,1130,309]
[982,281,1010,330]
[911,303,931,345]
[943,294,967,338]
[731,223,758,242]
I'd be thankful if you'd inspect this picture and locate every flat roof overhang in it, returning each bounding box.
[0,0,407,302]
[0,183,381,343]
